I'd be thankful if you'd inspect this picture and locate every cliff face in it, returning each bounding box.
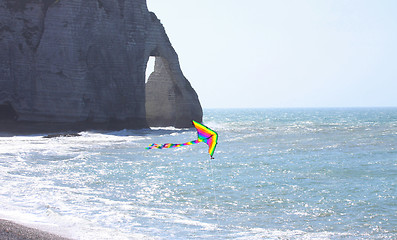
[0,0,202,131]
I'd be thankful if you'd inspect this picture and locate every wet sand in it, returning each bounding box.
[0,219,70,240]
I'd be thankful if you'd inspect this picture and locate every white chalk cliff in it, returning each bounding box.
[0,0,202,131]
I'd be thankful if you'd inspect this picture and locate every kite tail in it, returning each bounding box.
[146,139,203,150]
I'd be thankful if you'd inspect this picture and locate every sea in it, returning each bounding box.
[0,108,396,239]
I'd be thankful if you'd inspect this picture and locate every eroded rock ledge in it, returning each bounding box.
[0,0,202,132]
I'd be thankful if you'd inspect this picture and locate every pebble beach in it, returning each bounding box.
[0,219,70,240]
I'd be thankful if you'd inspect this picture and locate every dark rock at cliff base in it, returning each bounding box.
[0,0,202,131]
[43,133,81,138]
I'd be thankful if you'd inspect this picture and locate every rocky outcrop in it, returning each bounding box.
[145,57,202,128]
[0,0,202,131]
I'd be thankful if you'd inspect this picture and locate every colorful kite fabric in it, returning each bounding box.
[146,139,202,150]
[192,120,218,157]
[146,121,218,158]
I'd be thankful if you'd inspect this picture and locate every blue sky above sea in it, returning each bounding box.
[147,0,397,109]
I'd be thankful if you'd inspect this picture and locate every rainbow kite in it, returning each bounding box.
[146,120,218,158]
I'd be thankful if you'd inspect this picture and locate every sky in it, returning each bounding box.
[147,0,397,109]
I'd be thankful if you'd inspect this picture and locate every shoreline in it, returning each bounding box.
[0,219,71,240]
[0,120,146,135]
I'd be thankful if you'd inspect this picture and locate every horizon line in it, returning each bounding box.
[202,106,397,110]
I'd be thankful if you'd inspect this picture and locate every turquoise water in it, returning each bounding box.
[0,108,396,239]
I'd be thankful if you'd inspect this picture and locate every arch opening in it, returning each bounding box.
[145,56,155,83]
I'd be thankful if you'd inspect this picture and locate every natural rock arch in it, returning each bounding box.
[143,12,202,128]
[144,54,202,128]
